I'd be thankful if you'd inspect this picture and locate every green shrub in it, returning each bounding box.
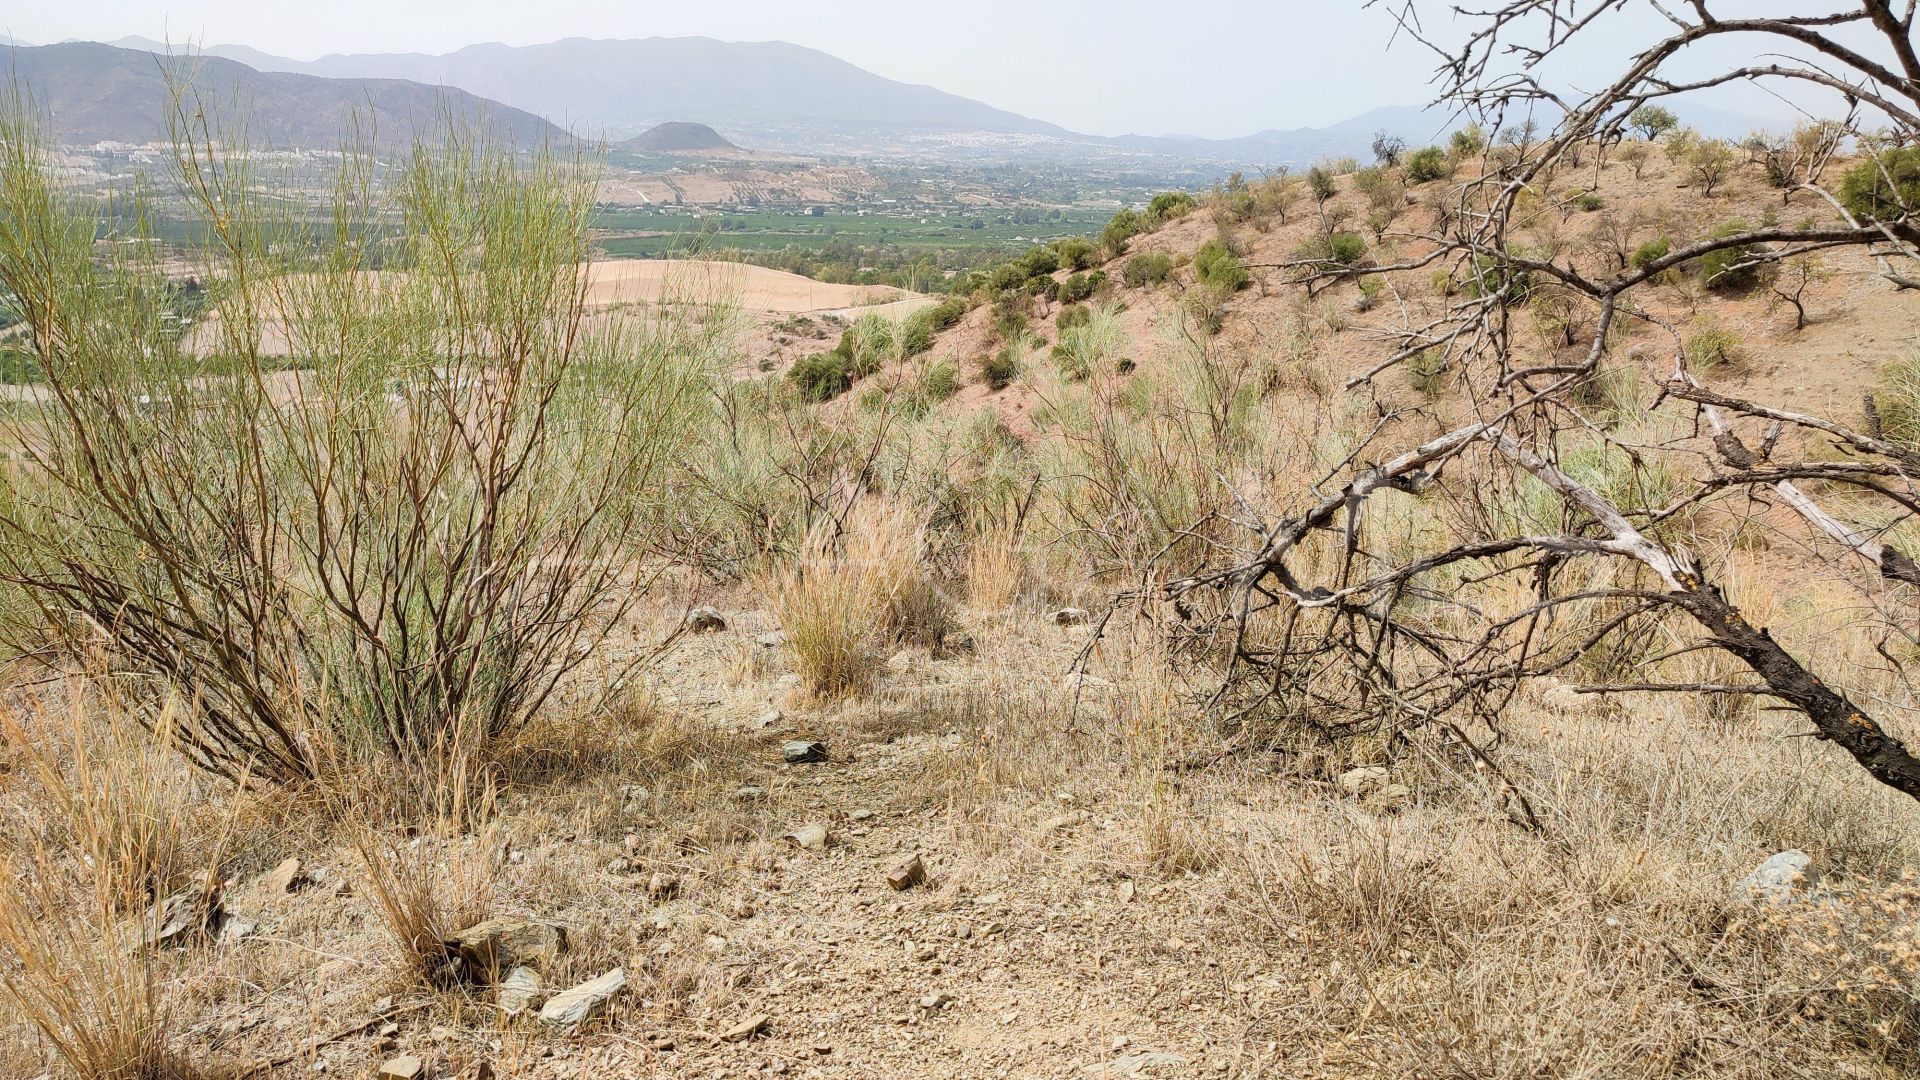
[921,359,959,402]
[1692,220,1759,290]
[1123,252,1174,287]
[1839,147,1920,222]
[1193,239,1250,292]
[926,295,969,331]
[1404,146,1451,182]
[1019,246,1060,278]
[1307,165,1338,202]
[1407,347,1450,398]
[1327,232,1368,265]
[980,348,1020,391]
[1055,237,1098,271]
[1146,191,1197,224]
[1629,236,1672,270]
[1685,323,1743,371]
[1872,353,1920,452]
[789,351,853,401]
[1056,272,1098,304]
[1057,304,1091,331]
[1573,191,1604,211]
[1101,210,1143,256]
[1449,124,1486,157]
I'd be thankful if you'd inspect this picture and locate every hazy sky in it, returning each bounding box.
[0,2,1831,138]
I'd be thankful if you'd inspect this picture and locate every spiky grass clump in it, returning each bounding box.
[776,503,950,701]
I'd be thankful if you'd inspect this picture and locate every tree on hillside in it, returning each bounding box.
[1372,130,1408,167]
[1145,1,1920,804]
[1629,104,1679,141]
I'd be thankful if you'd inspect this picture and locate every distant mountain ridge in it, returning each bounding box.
[9,42,568,148]
[105,35,1066,143]
[49,35,1792,165]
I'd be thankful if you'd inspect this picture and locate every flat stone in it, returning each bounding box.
[1338,765,1390,798]
[1086,1052,1189,1076]
[757,631,787,648]
[886,854,927,891]
[141,887,223,951]
[444,917,568,980]
[787,825,829,852]
[721,1013,770,1042]
[685,606,727,633]
[376,1057,424,1080]
[497,966,541,1017]
[260,856,305,894]
[538,967,627,1027]
[782,740,828,764]
[1737,850,1821,902]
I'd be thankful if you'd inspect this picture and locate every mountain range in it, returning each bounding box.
[5,42,565,148]
[14,35,1788,165]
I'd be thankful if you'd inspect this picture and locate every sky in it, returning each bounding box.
[0,2,1834,138]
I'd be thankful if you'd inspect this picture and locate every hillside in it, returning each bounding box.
[624,121,738,154]
[879,147,1915,442]
[6,42,567,147]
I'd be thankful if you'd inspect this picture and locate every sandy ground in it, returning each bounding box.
[177,260,921,358]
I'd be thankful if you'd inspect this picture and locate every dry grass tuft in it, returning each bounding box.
[776,502,950,700]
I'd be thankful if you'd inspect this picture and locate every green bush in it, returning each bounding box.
[921,359,959,402]
[1019,246,1060,278]
[1573,191,1604,211]
[1873,353,1920,452]
[1693,220,1759,291]
[1685,323,1743,371]
[1839,147,1920,222]
[1101,210,1143,256]
[1058,304,1090,331]
[926,295,969,331]
[1449,124,1486,157]
[1055,237,1098,271]
[1629,236,1672,270]
[1307,165,1338,202]
[789,351,853,401]
[980,347,1020,391]
[1193,239,1250,291]
[1123,252,1174,287]
[1146,191,1197,224]
[1629,105,1679,141]
[1404,146,1451,183]
[1056,272,1098,304]
[1327,232,1368,265]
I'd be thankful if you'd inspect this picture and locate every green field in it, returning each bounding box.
[590,208,1106,259]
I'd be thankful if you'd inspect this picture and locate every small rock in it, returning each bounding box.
[260,856,305,895]
[757,631,787,648]
[650,1035,676,1052]
[1042,810,1089,833]
[1049,607,1090,626]
[141,887,223,952]
[886,854,927,891]
[920,992,953,1010]
[735,785,769,802]
[497,966,541,1017]
[685,607,727,633]
[1737,850,1821,902]
[1337,765,1391,798]
[721,1013,770,1042]
[218,916,258,945]
[782,740,828,764]
[812,1041,832,1055]
[538,967,627,1027]
[376,1057,424,1080]
[1117,880,1136,903]
[851,808,874,822]
[619,784,652,807]
[646,871,680,899]
[754,709,783,729]
[444,917,568,980]
[787,825,830,852]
